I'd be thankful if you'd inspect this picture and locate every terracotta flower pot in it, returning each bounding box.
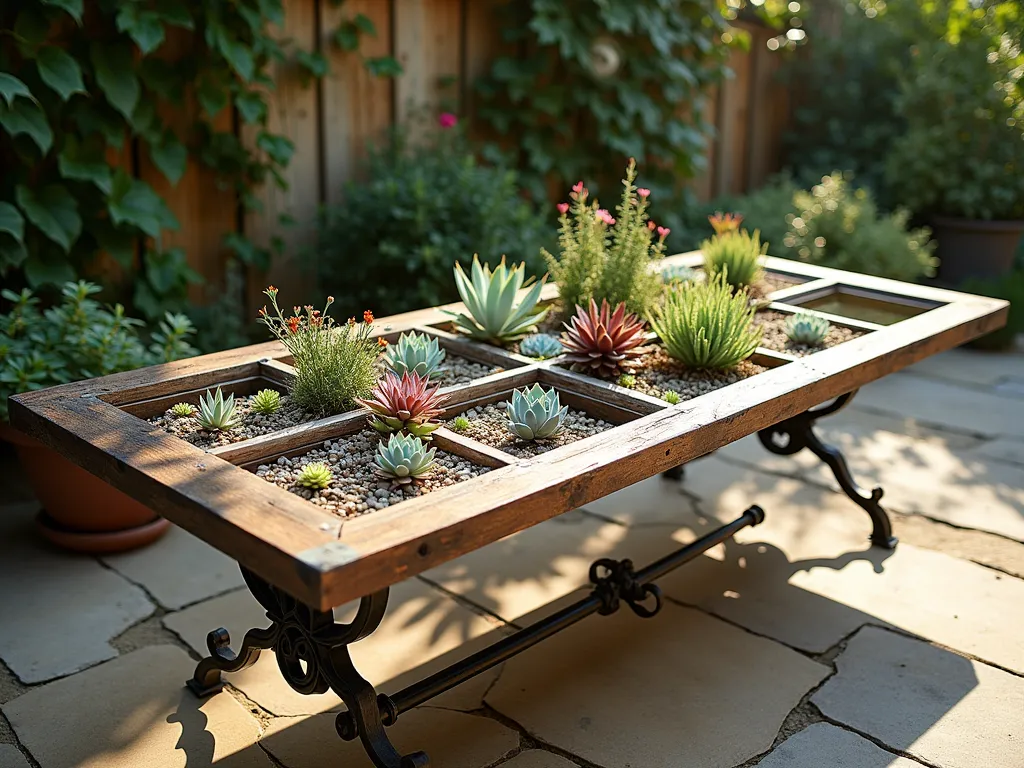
[0,422,169,553]
[932,216,1024,285]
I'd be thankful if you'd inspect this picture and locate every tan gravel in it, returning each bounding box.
[448,400,613,458]
[437,354,505,386]
[755,310,866,357]
[151,392,313,449]
[630,348,767,400]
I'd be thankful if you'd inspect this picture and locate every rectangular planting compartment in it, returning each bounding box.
[784,286,941,326]
[761,269,812,293]
[754,309,872,357]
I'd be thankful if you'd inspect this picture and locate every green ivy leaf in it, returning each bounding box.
[58,135,113,194]
[0,240,28,271]
[24,250,77,288]
[0,99,53,154]
[13,9,50,53]
[354,13,376,36]
[108,171,179,238]
[256,0,285,26]
[91,43,140,120]
[333,23,359,52]
[140,59,184,103]
[130,99,159,140]
[224,232,270,270]
[72,101,125,148]
[148,130,188,185]
[36,47,86,101]
[364,56,403,78]
[153,0,194,29]
[91,219,137,268]
[0,202,26,243]
[295,50,329,80]
[16,184,81,253]
[0,74,34,108]
[40,0,83,23]
[257,132,294,166]
[196,71,230,118]
[234,91,267,124]
[116,6,166,55]
[214,26,255,81]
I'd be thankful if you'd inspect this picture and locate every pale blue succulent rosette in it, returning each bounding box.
[506,383,569,441]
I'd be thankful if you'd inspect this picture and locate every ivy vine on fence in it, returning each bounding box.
[0,0,400,327]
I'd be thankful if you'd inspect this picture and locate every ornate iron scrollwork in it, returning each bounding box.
[589,558,663,618]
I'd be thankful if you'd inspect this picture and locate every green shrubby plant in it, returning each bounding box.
[316,122,548,316]
[651,273,762,370]
[0,280,195,421]
[543,161,668,317]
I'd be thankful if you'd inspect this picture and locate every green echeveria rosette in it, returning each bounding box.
[384,332,446,379]
[784,313,831,346]
[519,333,564,359]
[506,384,568,441]
[374,433,437,485]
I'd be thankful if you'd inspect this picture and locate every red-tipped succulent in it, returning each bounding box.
[357,371,448,439]
[560,299,649,378]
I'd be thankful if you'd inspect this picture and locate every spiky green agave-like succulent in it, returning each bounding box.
[384,332,447,379]
[374,433,437,485]
[784,313,831,346]
[701,229,768,290]
[297,461,333,489]
[506,384,568,441]
[519,333,563,359]
[250,388,282,415]
[197,387,242,431]
[445,255,549,344]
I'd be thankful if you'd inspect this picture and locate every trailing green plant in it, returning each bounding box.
[518,333,563,360]
[784,313,831,346]
[170,402,196,418]
[560,298,648,378]
[451,415,471,433]
[616,373,636,389]
[297,461,333,490]
[506,384,568,441]
[446,255,549,345]
[702,229,768,290]
[250,388,281,415]
[356,371,447,440]
[0,0,401,323]
[383,332,446,380]
[785,173,937,280]
[651,273,762,370]
[0,280,195,421]
[662,390,681,405]
[374,432,436,486]
[258,287,379,418]
[543,161,668,318]
[197,387,241,432]
[316,121,548,317]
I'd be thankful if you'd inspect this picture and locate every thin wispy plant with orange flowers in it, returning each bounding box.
[259,288,381,417]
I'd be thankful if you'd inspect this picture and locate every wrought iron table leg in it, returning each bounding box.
[186,567,428,768]
[661,463,686,481]
[758,390,898,549]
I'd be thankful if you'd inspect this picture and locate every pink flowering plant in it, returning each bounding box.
[542,159,669,318]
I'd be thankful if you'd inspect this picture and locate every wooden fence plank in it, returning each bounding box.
[394,0,463,133]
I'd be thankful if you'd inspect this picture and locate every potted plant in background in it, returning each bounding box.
[1,282,196,552]
[884,1,1023,283]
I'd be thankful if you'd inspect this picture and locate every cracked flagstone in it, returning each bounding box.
[754,723,924,768]
[0,745,31,768]
[499,750,579,767]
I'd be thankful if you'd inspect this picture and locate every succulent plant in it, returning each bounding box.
[784,313,831,346]
[651,273,762,370]
[446,255,549,344]
[519,333,563,359]
[708,212,744,235]
[197,387,242,431]
[702,229,768,290]
[357,371,447,439]
[663,390,681,405]
[506,384,568,441]
[661,264,698,285]
[374,433,437,485]
[250,388,281,415]
[383,332,446,379]
[451,415,471,433]
[616,373,636,388]
[170,402,196,418]
[297,461,333,490]
[560,298,648,378]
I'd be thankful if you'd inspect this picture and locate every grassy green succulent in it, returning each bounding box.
[784,313,831,346]
[506,384,568,441]
[297,461,333,490]
[663,390,681,405]
[383,332,446,379]
[616,373,636,388]
[661,264,698,285]
[702,230,768,290]
[170,402,196,418]
[446,255,549,344]
[374,433,437,485]
[651,273,762,370]
[250,388,281,415]
[197,387,242,431]
[519,333,563,359]
[451,415,471,432]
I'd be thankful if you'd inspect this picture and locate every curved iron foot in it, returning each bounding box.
[186,567,427,768]
[758,391,898,549]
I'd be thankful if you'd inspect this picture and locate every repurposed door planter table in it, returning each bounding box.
[10,253,1007,768]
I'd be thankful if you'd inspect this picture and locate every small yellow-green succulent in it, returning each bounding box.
[250,388,282,415]
[297,461,333,490]
[170,402,196,418]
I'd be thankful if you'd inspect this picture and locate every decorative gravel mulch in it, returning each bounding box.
[627,348,768,401]
[255,429,490,518]
[151,393,312,449]
[447,401,613,458]
[755,310,866,357]
[437,354,506,386]
[760,272,804,294]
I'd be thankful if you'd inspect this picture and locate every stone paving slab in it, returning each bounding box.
[0,503,153,684]
[486,602,828,768]
[102,526,245,610]
[2,645,270,768]
[901,347,1024,389]
[754,723,923,768]
[164,578,505,717]
[500,750,579,768]
[261,708,518,768]
[0,745,31,768]
[812,627,1024,768]
[967,436,1024,468]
